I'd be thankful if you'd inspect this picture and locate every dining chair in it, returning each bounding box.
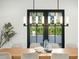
[21,52,39,59]
[0,52,11,59]
[30,43,41,48]
[48,43,60,48]
[51,53,69,59]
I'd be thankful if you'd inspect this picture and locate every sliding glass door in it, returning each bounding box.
[27,10,64,48]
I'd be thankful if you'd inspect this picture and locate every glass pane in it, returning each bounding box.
[49,35,54,43]
[37,35,43,43]
[48,13,54,24]
[56,26,62,47]
[56,26,62,35]
[30,12,36,24]
[30,25,36,43]
[48,12,63,48]
[56,35,62,47]
[48,25,55,35]
[48,25,55,43]
[29,12,44,44]
[37,13,43,24]
[37,25,43,35]
[29,12,44,24]
[30,25,36,35]
[30,35,36,43]
[37,24,43,43]
[48,12,63,24]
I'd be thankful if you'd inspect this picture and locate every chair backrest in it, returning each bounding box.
[51,53,69,59]
[30,43,41,48]
[0,52,11,59]
[21,52,38,59]
[48,43,60,48]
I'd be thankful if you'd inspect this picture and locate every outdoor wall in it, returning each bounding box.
[0,0,78,48]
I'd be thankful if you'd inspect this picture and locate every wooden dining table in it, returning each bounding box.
[0,48,77,59]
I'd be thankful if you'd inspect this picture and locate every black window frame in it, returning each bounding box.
[27,9,65,48]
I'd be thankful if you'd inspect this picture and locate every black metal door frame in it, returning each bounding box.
[27,9,65,48]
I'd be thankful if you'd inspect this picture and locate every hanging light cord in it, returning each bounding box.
[33,0,35,9]
[57,0,59,9]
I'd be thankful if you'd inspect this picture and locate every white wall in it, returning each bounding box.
[0,0,33,48]
[35,0,57,9]
[60,0,78,48]
[0,0,78,48]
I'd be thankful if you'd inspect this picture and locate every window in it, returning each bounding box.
[27,10,64,48]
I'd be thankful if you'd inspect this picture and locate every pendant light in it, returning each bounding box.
[65,16,69,26]
[23,16,27,25]
[23,8,27,26]
[60,16,63,24]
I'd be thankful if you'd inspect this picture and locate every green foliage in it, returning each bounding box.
[37,25,43,35]
[30,25,62,35]
[0,22,16,47]
[30,26,36,34]
[30,25,43,35]
[48,26,62,35]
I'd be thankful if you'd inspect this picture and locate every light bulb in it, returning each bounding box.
[42,16,44,24]
[65,16,69,25]
[48,16,51,24]
[36,16,38,24]
[60,16,63,24]
[23,16,27,25]
[30,16,32,24]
